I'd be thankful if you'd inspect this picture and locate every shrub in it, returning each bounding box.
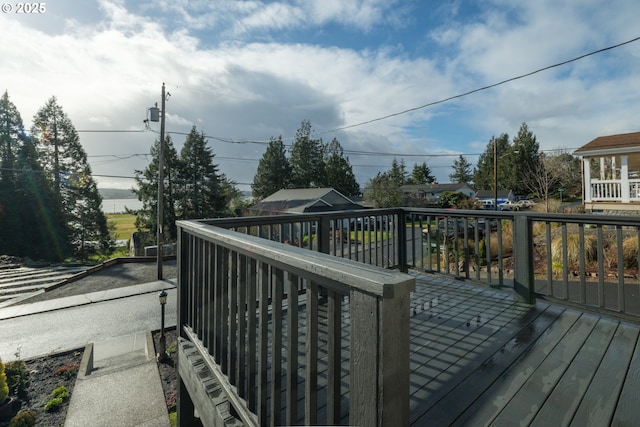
[53,361,79,380]
[623,235,639,268]
[487,223,513,259]
[551,233,597,265]
[44,386,69,412]
[51,386,69,400]
[0,357,8,403]
[44,397,63,413]
[8,409,38,427]
[5,360,30,398]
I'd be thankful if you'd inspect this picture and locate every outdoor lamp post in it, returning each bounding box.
[158,289,167,361]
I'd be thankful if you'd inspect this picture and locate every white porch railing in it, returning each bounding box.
[589,179,640,201]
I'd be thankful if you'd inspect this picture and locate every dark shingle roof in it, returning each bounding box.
[250,188,362,214]
[574,131,640,155]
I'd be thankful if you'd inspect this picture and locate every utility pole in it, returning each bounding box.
[157,83,166,280]
[493,137,498,211]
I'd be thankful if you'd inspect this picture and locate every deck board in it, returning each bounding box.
[406,273,640,427]
[413,303,565,426]
[611,327,640,426]
[569,323,639,426]
[530,317,618,427]
[215,272,640,426]
[490,313,599,426]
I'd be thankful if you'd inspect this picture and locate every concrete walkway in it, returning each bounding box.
[0,275,177,426]
[66,332,170,427]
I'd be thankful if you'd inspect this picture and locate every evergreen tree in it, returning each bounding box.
[289,120,325,188]
[388,158,408,186]
[0,91,22,252]
[176,126,227,219]
[511,123,541,195]
[252,136,291,200]
[473,134,514,191]
[220,173,247,216]
[449,155,473,184]
[31,96,109,258]
[407,161,435,185]
[323,137,360,196]
[0,92,69,260]
[134,136,180,242]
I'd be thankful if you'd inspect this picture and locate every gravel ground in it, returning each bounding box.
[1,259,177,426]
[1,349,83,427]
[153,328,177,417]
[16,259,177,305]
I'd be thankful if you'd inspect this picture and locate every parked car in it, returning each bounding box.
[479,200,495,210]
[423,217,499,240]
[499,201,520,211]
[517,199,535,208]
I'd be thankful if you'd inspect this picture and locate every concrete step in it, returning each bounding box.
[87,332,154,377]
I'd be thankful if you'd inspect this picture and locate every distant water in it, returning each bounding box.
[102,198,143,214]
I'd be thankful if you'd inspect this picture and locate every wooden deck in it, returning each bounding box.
[407,273,640,426]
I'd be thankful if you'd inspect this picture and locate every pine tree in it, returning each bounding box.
[0,91,22,253]
[388,158,408,186]
[473,134,512,191]
[289,120,325,188]
[32,97,110,258]
[15,137,70,260]
[177,126,227,219]
[449,155,473,184]
[134,135,180,242]
[407,162,435,185]
[0,92,69,260]
[252,136,291,200]
[511,122,541,195]
[324,138,360,196]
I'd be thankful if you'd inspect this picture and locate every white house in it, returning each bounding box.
[574,131,640,213]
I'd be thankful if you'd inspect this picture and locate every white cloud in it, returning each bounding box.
[1,0,640,191]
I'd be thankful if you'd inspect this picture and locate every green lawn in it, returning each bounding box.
[106,213,137,241]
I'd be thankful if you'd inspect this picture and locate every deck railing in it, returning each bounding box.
[176,219,415,426]
[176,207,640,425]
[589,178,640,201]
[402,208,640,319]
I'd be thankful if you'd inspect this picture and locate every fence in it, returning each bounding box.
[176,207,640,425]
[176,219,414,426]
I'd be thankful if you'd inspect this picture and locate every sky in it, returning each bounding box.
[2,0,640,193]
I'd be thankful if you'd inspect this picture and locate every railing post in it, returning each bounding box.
[397,210,408,272]
[513,214,535,303]
[317,215,330,254]
[350,279,414,426]
[177,226,198,427]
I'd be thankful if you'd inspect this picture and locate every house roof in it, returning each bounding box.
[251,188,362,214]
[400,183,474,193]
[574,131,640,156]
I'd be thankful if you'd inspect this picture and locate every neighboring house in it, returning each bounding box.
[400,183,476,202]
[574,131,640,213]
[249,188,363,215]
[475,189,515,206]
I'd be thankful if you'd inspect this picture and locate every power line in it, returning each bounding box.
[314,35,640,136]
[154,35,640,144]
[72,36,639,163]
